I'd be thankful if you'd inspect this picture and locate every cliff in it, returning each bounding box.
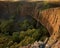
[37,7,60,47]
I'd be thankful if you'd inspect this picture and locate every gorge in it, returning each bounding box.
[0,1,60,48]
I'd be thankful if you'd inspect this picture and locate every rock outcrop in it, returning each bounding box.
[35,7,60,46]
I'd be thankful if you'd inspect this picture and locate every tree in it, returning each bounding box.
[12,32,20,43]
[19,19,34,31]
[0,19,14,35]
[19,31,26,41]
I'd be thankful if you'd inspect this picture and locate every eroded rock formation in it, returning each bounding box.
[36,8,60,46]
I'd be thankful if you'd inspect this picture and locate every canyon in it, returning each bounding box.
[0,1,60,48]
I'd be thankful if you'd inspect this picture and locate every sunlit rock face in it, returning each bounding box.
[38,8,60,46]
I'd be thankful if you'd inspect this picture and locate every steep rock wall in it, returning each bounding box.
[41,8,60,46]
[34,7,60,46]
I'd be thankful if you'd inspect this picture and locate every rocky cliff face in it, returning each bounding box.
[0,1,36,20]
[37,7,60,47]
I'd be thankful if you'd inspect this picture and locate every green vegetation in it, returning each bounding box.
[0,17,50,48]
